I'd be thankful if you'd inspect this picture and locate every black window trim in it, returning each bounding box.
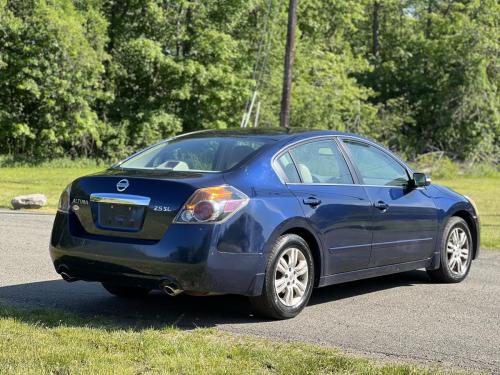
[339,136,413,188]
[275,151,302,184]
[272,136,359,185]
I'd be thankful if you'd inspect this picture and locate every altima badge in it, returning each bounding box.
[116,179,129,192]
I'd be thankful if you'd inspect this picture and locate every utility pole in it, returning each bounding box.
[279,0,297,129]
[372,1,380,58]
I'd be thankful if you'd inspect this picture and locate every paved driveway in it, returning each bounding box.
[0,211,499,373]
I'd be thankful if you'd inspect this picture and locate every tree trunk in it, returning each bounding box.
[426,0,433,39]
[372,1,380,57]
[183,2,194,57]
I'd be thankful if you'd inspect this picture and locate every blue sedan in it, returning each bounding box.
[50,129,480,319]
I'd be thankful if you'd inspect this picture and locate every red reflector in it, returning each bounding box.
[224,200,243,213]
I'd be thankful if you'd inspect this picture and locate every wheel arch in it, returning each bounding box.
[261,216,325,287]
[451,209,479,260]
[281,226,323,287]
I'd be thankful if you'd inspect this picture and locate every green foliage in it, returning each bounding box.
[0,0,498,161]
[103,0,255,153]
[290,1,377,133]
[0,154,108,167]
[411,152,499,179]
[0,0,109,158]
[356,0,499,160]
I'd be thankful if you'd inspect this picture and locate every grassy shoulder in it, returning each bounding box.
[0,165,497,248]
[0,305,462,375]
[434,177,499,249]
[0,166,102,212]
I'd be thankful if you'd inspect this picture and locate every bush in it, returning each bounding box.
[410,152,499,179]
[0,155,111,168]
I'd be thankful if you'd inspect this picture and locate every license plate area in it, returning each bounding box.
[97,203,145,231]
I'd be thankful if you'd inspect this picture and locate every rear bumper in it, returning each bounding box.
[50,212,266,296]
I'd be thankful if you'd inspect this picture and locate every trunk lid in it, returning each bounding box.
[69,169,226,241]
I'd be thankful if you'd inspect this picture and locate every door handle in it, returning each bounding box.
[303,197,321,207]
[373,200,389,211]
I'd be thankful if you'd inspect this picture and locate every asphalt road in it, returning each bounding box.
[0,211,499,373]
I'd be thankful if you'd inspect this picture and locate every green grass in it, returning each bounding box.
[0,166,498,248]
[434,177,499,249]
[0,166,102,211]
[0,305,464,375]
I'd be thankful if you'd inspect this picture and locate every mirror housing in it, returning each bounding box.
[412,172,431,188]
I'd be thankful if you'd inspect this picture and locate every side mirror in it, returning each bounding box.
[413,172,431,188]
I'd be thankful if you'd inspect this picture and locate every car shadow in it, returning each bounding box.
[0,270,431,330]
[309,269,431,306]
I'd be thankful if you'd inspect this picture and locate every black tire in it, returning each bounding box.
[101,282,151,298]
[427,216,473,283]
[250,234,314,319]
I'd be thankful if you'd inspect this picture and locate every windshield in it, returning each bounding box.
[118,137,271,172]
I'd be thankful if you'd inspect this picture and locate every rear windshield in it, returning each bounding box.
[118,137,270,172]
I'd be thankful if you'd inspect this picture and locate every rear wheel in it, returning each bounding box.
[250,234,314,319]
[101,282,151,298]
[427,217,473,283]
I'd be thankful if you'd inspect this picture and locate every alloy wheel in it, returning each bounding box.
[446,227,470,276]
[274,247,309,307]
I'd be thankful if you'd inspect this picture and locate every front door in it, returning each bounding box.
[276,139,373,274]
[341,139,438,266]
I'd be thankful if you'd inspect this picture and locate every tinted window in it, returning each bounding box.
[343,140,408,186]
[119,137,269,172]
[289,140,353,184]
[276,152,300,183]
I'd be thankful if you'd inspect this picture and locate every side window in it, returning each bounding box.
[276,152,301,183]
[289,140,353,184]
[343,140,409,187]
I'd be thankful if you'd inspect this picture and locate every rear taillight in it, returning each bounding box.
[57,184,72,213]
[174,185,249,224]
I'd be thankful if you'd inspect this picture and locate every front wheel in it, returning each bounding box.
[427,217,473,283]
[250,234,314,319]
[101,282,152,298]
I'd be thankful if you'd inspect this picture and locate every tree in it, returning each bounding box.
[0,0,497,161]
[0,0,109,158]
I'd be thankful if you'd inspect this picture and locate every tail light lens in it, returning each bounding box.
[174,185,249,224]
[57,184,72,213]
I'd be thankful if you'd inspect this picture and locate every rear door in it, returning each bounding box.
[276,138,373,275]
[341,139,438,266]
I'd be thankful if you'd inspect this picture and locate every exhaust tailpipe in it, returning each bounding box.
[161,282,183,297]
[58,266,78,282]
[60,271,78,283]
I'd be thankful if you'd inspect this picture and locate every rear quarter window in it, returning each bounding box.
[276,152,301,183]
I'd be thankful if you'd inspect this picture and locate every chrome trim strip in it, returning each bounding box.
[90,193,151,206]
[329,238,432,252]
[286,182,407,188]
[271,134,415,186]
[329,243,371,252]
[371,237,433,247]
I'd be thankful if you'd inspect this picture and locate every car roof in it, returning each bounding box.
[176,128,368,142]
[176,128,412,174]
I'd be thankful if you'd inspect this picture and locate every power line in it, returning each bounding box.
[241,0,276,128]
